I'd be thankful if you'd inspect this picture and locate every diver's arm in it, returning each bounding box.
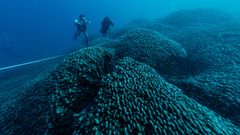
[110,20,114,26]
[83,18,91,24]
[86,20,91,24]
[74,19,81,25]
[111,22,114,26]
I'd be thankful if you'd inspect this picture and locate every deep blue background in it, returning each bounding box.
[0,0,240,68]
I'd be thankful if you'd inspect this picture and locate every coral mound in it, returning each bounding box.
[165,22,240,125]
[88,37,114,47]
[0,46,116,135]
[48,46,116,134]
[1,9,240,135]
[161,8,234,27]
[0,75,52,135]
[114,28,187,68]
[72,57,239,134]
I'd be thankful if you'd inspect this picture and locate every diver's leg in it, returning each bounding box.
[84,32,89,45]
[73,30,81,40]
[102,28,108,37]
[73,31,78,40]
[77,30,81,36]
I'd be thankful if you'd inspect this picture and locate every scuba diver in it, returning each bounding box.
[73,14,91,45]
[100,17,114,37]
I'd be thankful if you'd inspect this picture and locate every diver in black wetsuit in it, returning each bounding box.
[100,17,114,37]
[73,14,91,45]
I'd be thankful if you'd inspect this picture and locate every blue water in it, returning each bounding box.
[1,0,240,68]
[1,0,240,134]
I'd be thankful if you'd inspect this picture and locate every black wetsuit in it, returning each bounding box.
[74,18,90,44]
[100,19,114,37]
[76,21,87,33]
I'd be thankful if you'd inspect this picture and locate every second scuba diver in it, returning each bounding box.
[100,17,114,37]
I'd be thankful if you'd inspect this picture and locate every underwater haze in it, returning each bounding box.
[0,0,240,134]
[1,0,240,67]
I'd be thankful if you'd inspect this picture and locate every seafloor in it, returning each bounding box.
[0,8,240,134]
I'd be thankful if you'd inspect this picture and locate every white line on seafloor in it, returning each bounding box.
[0,54,65,71]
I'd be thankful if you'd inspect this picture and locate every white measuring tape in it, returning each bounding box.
[0,54,64,71]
